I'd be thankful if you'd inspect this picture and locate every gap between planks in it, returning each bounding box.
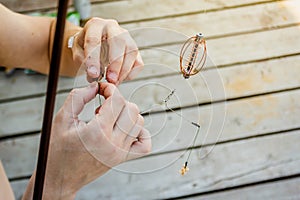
[1,24,300,103]
[2,88,300,179]
[1,54,300,138]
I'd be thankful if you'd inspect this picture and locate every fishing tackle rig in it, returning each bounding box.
[176,33,207,174]
[180,33,207,79]
[95,33,207,175]
[163,90,201,175]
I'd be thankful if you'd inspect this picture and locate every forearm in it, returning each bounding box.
[0,4,82,77]
[0,161,15,200]
[22,172,75,200]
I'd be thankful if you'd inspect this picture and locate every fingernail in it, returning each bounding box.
[88,66,98,76]
[108,72,118,83]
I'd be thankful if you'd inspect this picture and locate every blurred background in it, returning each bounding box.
[0,0,300,199]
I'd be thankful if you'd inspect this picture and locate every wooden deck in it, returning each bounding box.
[1,0,300,199]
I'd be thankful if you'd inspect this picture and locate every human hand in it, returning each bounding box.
[23,82,151,200]
[71,18,144,84]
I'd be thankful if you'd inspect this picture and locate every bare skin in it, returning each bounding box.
[0,161,15,200]
[0,3,143,83]
[22,82,151,199]
[0,4,150,200]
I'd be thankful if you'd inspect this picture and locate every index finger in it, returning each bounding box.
[92,82,126,126]
[83,19,105,79]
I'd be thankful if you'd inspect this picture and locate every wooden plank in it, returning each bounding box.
[191,177,300,200]
[0,94,68,137]
[91,0,276,23]
[10,179,29,200]
[10,176,300,200]
[1,1,299,100]
[136,25,300,78]
[124,0,300,47]
[1,55,300,137]
[2,89,300,179]
[1,0,107,13]
[4,0,275,21]
[68,131,300,199]
[1,25,300,101]
[8,130,300,199]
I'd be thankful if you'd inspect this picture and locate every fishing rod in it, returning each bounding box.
[33,0,69,199]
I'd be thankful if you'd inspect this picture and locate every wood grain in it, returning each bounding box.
[1,0,300,199]
[124,0,300,46]
[2,89,300,180]
[91,0,277,23]
[1,55,300,138]
[7,130,300,199]
[1,25,300,101]
[1,0,107,13]
[190,177,300,200]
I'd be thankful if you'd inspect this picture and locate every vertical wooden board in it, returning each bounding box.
[124,0,300,47]
[191,178,300,200]
[91,0,275,23]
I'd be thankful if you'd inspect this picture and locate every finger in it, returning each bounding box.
[124,115,144,148]
[89,82,126,128]
[124,53,144,81]
[106,36,125,84]
[118,48,138,84]
[127,128,152,160]
[83,20,105,79]
[62,82,98,119]
[113,102,139,140]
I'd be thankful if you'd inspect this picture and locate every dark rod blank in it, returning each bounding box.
[33,0,69,199]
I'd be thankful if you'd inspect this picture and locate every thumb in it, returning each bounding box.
[62,82,99,119]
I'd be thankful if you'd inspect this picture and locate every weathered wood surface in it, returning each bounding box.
[1,25,300,101]
[2,0,277,20]
[1,0,107,13]
[1,0,300,199]
[11,176,300,200]
[124,0,300,46]
[1,0,300,101]
[11,178,300,200]
[1,55,300,138]
[190,177,300,200]
[76,130,300,199]
[93,0,286,24]
[8,130,300,199]
[2,88,300,180]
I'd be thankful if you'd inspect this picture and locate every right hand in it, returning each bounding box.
[23,82,151,200]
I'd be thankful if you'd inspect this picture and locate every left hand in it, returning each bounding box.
[71,17,144,84]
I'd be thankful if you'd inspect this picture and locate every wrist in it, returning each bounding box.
[22,171,77,200]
